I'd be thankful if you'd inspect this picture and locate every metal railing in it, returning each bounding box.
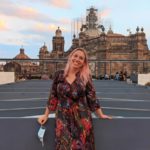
[0,59,150,81]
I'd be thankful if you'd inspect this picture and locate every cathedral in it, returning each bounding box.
[39,6,150,78]
[4,6,150,79]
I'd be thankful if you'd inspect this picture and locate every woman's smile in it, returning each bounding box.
[71,51,85,69]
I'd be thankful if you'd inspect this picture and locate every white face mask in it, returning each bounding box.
[38,125,46,147]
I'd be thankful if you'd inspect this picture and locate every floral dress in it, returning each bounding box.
[47,70,100,150]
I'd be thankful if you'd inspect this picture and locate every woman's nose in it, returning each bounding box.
[75,57,80,61]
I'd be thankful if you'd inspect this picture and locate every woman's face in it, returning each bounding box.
[70,50,85,69]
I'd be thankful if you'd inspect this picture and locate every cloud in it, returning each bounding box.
[0,20,8,30]
[99,8,111,18]
[60,18,71,25]
[14,0,71,9]
[0,13,70,48]
[31,23,70,35]
[0,0,72,30]
[33,23,57,33]
[50,0,71,9]
[28,0,71,9]
[0,28,45,46]
[0,33,27,46]
[0,1,61,24]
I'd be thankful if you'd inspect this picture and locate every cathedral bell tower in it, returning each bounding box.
[52,27,64,57]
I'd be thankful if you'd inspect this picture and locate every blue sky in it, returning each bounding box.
[0,0,150,58]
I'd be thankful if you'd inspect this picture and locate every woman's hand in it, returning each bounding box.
[99,113,112,119]
[37,114,48,125]
[95,108,112,119]
[38,107,50,125]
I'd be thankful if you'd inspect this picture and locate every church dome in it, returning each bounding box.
[39,43,48,53]
[55,27,62,37]
[14,48,30,59]
[107,27,114,34]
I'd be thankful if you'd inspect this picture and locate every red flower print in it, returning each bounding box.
[71,140,77,149]
[49,98,58,111]
[80,131,86,144]
[81,118,92,134]
[56,119,63,137]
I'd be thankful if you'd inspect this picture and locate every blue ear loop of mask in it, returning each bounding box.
[38,125,46,147]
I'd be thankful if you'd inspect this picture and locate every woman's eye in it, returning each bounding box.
[79,56,84,60]
[74,54,78,58]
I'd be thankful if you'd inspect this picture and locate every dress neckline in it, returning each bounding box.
[65,72,80,85]
[65,77,76,85]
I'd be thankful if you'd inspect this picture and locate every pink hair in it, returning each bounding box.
[64,48,91,85]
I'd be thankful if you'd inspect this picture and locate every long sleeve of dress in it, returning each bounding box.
[47,71,59,112]
[86,80,100,112]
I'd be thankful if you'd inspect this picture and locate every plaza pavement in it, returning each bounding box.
[0,79,150,150]
[0,79,150,118]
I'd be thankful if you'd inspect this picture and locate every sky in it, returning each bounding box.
[0,0,150,59]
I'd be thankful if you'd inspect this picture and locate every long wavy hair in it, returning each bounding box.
[64,48,91,85]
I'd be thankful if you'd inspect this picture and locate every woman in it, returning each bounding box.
[38,48,111,150]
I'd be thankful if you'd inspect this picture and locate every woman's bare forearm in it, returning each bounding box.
[95,108,112,119]
[95,108,104,118]
[44,107,50,117]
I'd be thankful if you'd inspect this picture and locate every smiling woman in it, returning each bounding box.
[38,47,112,150]
[64,48,90,85]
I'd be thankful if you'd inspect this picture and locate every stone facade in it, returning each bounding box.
[39,7,150,77]
[4,48,39,79]
[5,7,149,79]
[39,27,66,76]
